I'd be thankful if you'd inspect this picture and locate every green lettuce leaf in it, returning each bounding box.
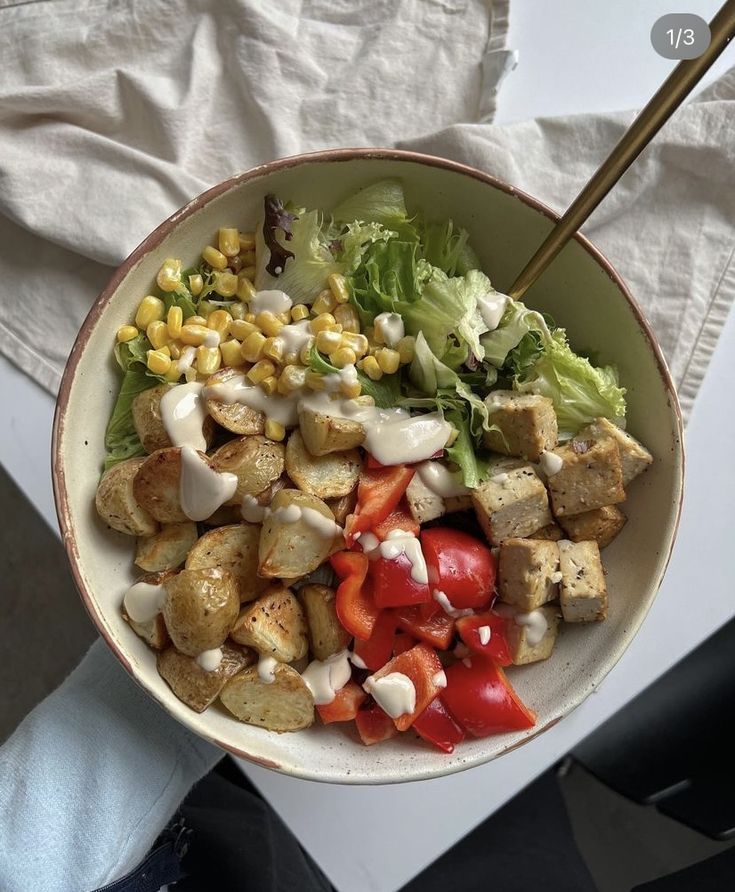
[444,409,488,490]
[480,297,550,368]
[420,219,479,277]
[348,239,433,325]
[332,179,418,241]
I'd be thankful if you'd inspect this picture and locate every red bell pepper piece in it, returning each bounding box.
[413,697,465,754]
[442,655,536,738]
[345,465,415,544]
[372,499,420,539]
[355,702,399,745]
[365,454,385,470]
[317,681,367,724]
[369,643,444,731]
[421,528,496,610]
[330,551,380,640]
[393,631,418,655]
[371,551,431,608]
[455,613,512,666]
[353,610,397,671]
[394,605,455,650]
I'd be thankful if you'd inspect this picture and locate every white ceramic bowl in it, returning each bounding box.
[53,149,684,784]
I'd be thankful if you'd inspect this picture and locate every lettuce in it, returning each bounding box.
[480,298,550,368]
[348,239,432,325]
[420,219,479,277]
[332,179,418,241]
[444,409,488,490]
[307,346,400,409]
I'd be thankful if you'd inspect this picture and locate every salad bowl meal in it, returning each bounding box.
[53,149,683,783]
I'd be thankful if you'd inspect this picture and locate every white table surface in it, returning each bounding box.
[2,2,734,890]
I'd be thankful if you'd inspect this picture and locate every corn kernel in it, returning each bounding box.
[334,304,360,333]
[202,245,228,270]
[219,338,244,367]
[316,329,342,354]
[352,395,376,407]
[135,295,165,329]
[247,359,276,384]
[328,273,350,304]
[360,355,383,381]
[305,370,326,391]
[375,347,400,375]
[277,312,291,325]
[262,336,284,363]
[167,306,183,339]
[312,289,337,316]
[179,324,211,346]
[237,277,257,303]
[238,232,256,252]
[264,418,286,442]
[397,335,416,364]
[446,426,460,447]
[299,338,316,365]
[329,347,357,369]
[231,319,258,340]
[164,364,182,383]
[207,309,233,338]
[310,313,336,334]
[279,365,307,393]
[241,331,267,362]
[260,375,279,396]
[198,300,214,319]
[340,380,361,399]
[184,366,198,383]
[156,258,182,293]
[218,227,241,257]
[188,274,204,297]
[240,265,256,280]
[244,312,256,323]
[169,342,182,360]
[256,311,284,337]
[158,345,171,357]
[284,351,299,366]
[230,303,246,320]
[213,271,238,298]
[290,304,310,322]
[341,332,369,357]
[146,320,169,350]
[196,345,221,376]
[116,325,138,343]
[187,315,207,326]
[147,349,172,375]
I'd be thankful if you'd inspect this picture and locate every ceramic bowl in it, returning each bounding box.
[52,149,684,784]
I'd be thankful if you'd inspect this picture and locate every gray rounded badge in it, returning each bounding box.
[651,13,711,60]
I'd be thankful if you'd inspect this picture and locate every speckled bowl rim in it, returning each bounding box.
[52,147,684,783]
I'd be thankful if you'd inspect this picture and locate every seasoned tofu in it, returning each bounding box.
[558,505,627,549]
[482,391,558,461]
[558,540,607,622]
[529,522,564,542]
[405,476,473,525]
[576,417,653,486]
[503,604,561,665]
[498,538,560,610]
[472,466,553,545]
[547,437,625,517]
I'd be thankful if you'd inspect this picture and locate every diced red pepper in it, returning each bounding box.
[355,702,399,745]
[371,552,431,608]
[345,466,415,544]
[442,656,536,738]
[330,551,380,640]
[369,643,444,731]
[394,605,455,650]
[365,454,385,470]
[372,499,420,540]
[393,631,418,655]
[317,681,367,724]
[421,528,496,610]
[413,697,466,753]
[455,613,512,666]
[353,610,397,671]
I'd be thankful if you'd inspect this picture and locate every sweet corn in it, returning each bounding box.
[279,365,306,393]
[341,332,368,357]
[237,277,257,303]
[184,366,197,383]
[116,325,138,343]
[305,370,326,391]
[187,315,208,326]
[241,331,267,362]
[290,304,310,322]
[329,347,357,369]
[264,418,286,442]
[328,272,350,304]
[164,364,182,383]
[197,345,222,376]
[315,329,342,355]
[219,338,244,367]
[213,271,238,298]
[262,336,284,363]
[260,375,279,396]
[284,351,299,366]
[135,296,165,329]
[147,349,172,375]
[277,312,291,325]
[247,359,277,384]
[376,347,400,375]
[244,312,256,323]
[256,311,284,337]
[312,289,337,315]
[240,265,256,280]
[169,342,182,360]
[299,338,316,365]
[230,302,246,320]
[238,232,256,252]
[207,309,232,338]
[188,274,204,297]
[179,324,211,346]
[397,335,416,364]
[352,395,376,407]
[446,426,460,447]
[198,300,214,319]
[146,320,169,350]
[334,303,360,333]
[340,379,361,399]
[310,313,336,334]
[167,306,183,339]
[202,245,228,270]
[218,227,240,257]
[156,258,182,292]
[360,355,383,381]
[158,345,171,357]
[231,319,258,341]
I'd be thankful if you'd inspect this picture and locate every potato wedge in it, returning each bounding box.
[133,447,188,523]
[258,489,339,578]
[230,585,309,661]
[220,663,315,731]
[326,489,357,526]
[298,407,366,456]
[122,569,177,648]
[132,384,173,454]
[285,430,361,499]
[204,367,265,435]
[96,457,159,536]
[162,567,240,656]
[210,435,285,506]
[186,523,268,603]
[299,584,350,660]
[157,642,255,713]
[254,474,289,506]
[135,522,198,572]
[203,504,244,527]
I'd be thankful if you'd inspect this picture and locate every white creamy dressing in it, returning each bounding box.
[416,461,469,498]
[301,650,352,705]
[493,603,549,646]
[378,529,428,584]
[323,363,358,393]
[550,570,563,584]
[257,654,279,684]
[478,625,492,646]
[363,672,416,718]
[358,531,380,556]
[203,330,221,348]
[176,345,197,373]
[196,647,223,672]
[240,496,341,538]
[432,589,474,620]
[374,312,405,347]
[123,581,166,624]
[476,292,508,331]
[432,669,448,689]
[160,382,209,451]
[203,373,300,427]
[241,494,268,523]
[275,319,313,359]
[539,450,564,476]
[179,445,238,521]
[251,289,292,315]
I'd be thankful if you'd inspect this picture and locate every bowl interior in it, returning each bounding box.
[54,152,683,783]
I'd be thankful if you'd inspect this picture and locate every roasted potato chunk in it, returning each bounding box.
[157,643,255,713]
[285,430,361,499]
[258,489,339,578]
[135,522,198,572]
[210,435,285,506]
[122,568,177,648]
[96,457,158,536]
[326,489,357,526]
[298,407,366,456]
[132,384,173,454]
[220,663,315,731]
[299,584,350,660]
[162,567,240,656]
[133,447,188,523]
[230,586,309,662]
[186,523,268,603]
[204,367,265,435]
[203,504,244,527]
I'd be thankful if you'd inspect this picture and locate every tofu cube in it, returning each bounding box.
[405,474,445,524]
[547,437,625,517]
[482,391,558,461]
[558,540,607,622]
[472,466,553,544]
[445,494,473,513]
[503,604,561,665]
[576,417,653,486]
[528,522,564,541]
[559,505,627,549]
[498,538,560,610]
